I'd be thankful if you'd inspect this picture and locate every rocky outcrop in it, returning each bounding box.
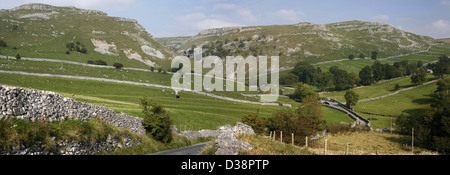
[0,134,141,155]
[214,122,255,155]
[175,122,255,155]
[0,85,145,134]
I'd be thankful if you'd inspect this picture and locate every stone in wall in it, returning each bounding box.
[0,85,145,134]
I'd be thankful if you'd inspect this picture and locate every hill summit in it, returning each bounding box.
[0,3,177,69]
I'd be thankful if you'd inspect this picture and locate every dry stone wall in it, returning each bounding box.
[0,85,145,134]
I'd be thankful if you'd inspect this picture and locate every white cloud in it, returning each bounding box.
[441,0,450,6]
[213,3,238,11]
[237,9,258,23]
[409,19,450,39]
[372,15,390,21]
[272,9,305,23]
[175,13,241,36]
[432,19,450,32]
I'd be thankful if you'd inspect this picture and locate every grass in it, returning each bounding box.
[314,62,360,73]
[321,75,436,102]
[321,106,354,124]
[353,81,437,117]
[362,114,395,129]
[0,118,214,155]
[238,134,315,155]
[0,118,139,152]
[0,72,286,131]
[339,59,374,69]
[307,132,438,155]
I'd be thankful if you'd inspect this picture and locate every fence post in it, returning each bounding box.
[305,136,308,147]
[280,131,283,143]
[412,127,414,154]
[291,133,294,146]
[270,131,272,140]
[324,139,327,155]
[272,131,277,140]
[345,144,348,155]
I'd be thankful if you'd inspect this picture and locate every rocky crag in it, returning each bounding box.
[174,122,255,155]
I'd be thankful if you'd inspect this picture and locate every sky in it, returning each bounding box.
[1,0,450,38]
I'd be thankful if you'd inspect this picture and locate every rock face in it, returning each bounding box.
[175,122,255,155]
[0,85,145,134]
[0,135,141,155]
[214,122,255,155]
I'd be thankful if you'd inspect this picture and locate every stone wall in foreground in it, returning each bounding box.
[0,85,145,134]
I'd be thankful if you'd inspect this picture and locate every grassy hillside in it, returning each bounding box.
[237,131,437,155]
[0,72,289,131]
[157,20,435,69]
[0,3,177,69]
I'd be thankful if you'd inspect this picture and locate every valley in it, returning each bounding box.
[1,3,449,155]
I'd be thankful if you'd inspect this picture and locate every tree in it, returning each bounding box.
[396,79,450,153]
[411,68,427,85]
[330,67,355,91]
[292,82,319,102]
[348,54,355,60]
[371,51,378,60]
[140,97,173,144]
[280,73,299,85]
[434,55,450,78]
[79,47,87,54]
[315,72,334,91]
[371,61,384,81]
[359,53,365,59]
[66,42,75,50]
[241,112,265,134]
[344,90,359,108]
[266,96,324,145]
[113,62,123,69]
[291,62,318,85]
[359,66,373,85]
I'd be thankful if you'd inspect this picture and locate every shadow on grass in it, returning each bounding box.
[402,108,425,116]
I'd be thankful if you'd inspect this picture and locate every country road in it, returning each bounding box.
[151,142,210,155]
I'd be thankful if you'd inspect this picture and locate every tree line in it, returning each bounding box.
[281,59,431,91]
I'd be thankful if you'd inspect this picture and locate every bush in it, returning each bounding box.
[291,82,319,102]
[326,123,356,134]
[266,97,324,145]
[348,54,355,60]
[79,47,87,54]
[65,51,70,55]
[113,62,123,69]
[94,60,107,65]
[0,40,7,47]
[241,112,266,134]
[15,53,21,60]
[140,97,173,144]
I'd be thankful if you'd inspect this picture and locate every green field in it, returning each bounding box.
[0,73,288,131]
[353,81,437,117]
[321,106,354,124]
[314,62,360,73]
[321,75,436,102]
[339,59,374,69]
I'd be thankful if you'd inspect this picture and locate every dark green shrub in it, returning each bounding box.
[140,97,173,144]
[113,62,123,69]
[241,112,266,134]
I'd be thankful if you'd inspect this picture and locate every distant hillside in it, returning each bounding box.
[438,38,450,44]
[0,3,177,69]
[156,20,436,69]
